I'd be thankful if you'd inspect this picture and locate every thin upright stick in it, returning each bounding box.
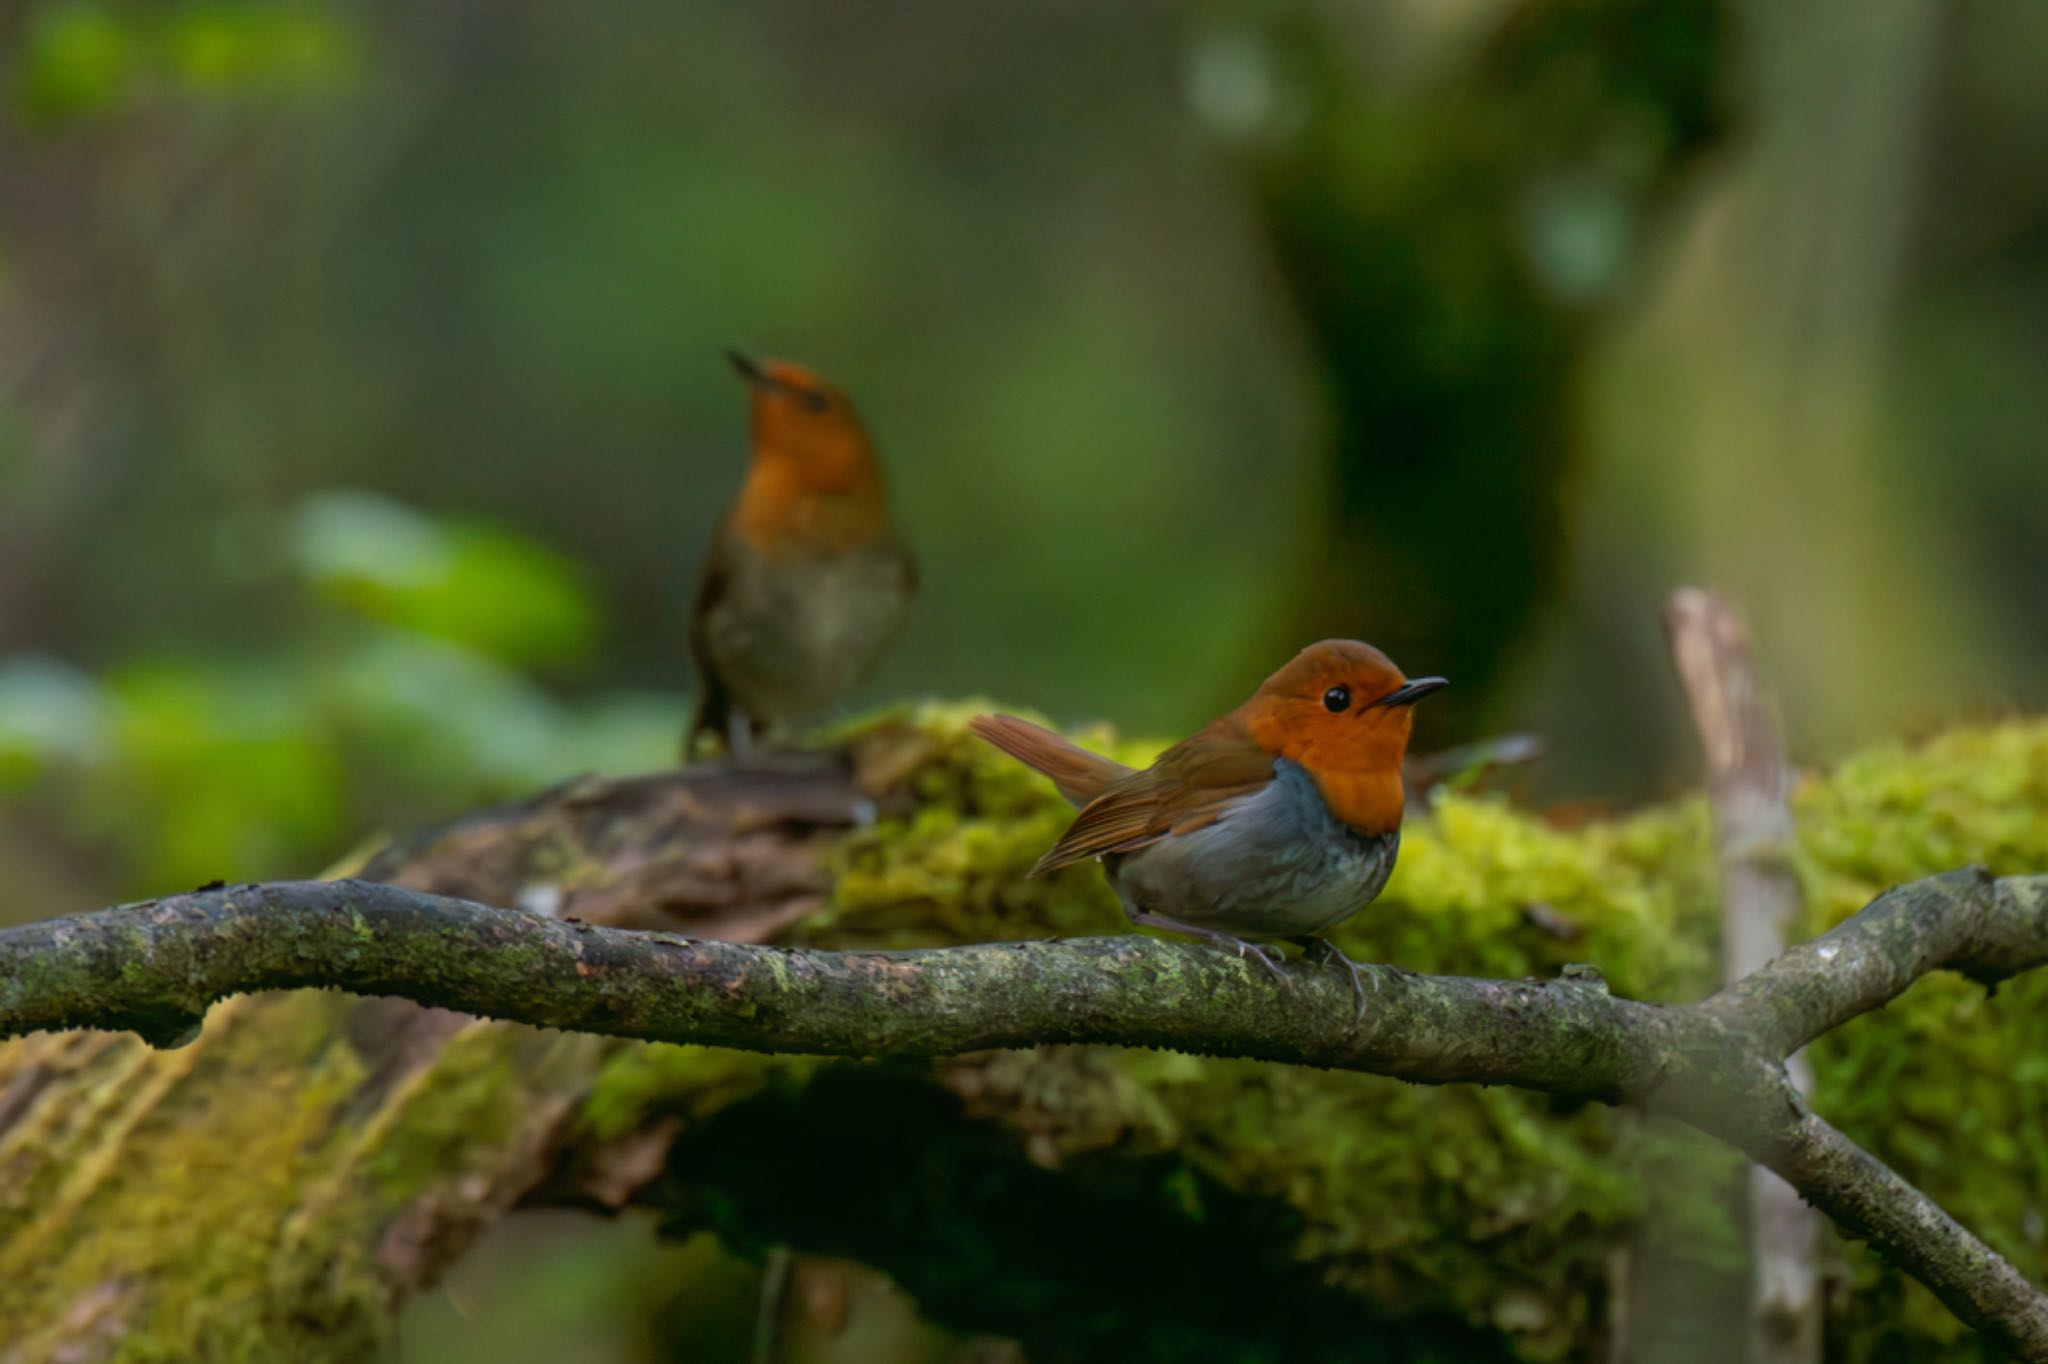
[1666,587,1823,1364]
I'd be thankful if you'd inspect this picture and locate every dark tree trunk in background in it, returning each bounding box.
[1215,0,1733,734]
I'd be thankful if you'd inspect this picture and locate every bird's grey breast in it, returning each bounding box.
[704,535,912,718]
[1111,758,1398,939]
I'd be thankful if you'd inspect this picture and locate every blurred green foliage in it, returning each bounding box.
[16,0,358,125]
[293,490,600,669]
[0,490,672,895]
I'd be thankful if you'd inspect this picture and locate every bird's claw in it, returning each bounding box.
[1298,938,1375,1028]
[1227,936,1289,984]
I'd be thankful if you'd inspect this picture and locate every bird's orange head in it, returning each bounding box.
[1239,639,1446,835]
[727,351,888,549]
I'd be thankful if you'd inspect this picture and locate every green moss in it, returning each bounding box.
[1789,722,2048,1361]
[652,1066,1518,1363]
[0,992,385,1364]
[0,1005,608,1362]
[580,1042,817,1142]
[824,702,1160,943]
[357,1023,530,1203]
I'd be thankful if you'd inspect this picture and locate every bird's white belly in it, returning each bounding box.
[1108,759,1399,939]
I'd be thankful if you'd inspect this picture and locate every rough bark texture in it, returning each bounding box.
[1712,875,2048,1051]
[3,879,1684,1093]
[1,707,2046,1363]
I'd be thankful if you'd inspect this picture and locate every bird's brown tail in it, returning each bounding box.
[968,713,1132,807]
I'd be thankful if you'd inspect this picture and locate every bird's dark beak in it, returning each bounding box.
[726,349,765,386]
[1374,677,1448,709]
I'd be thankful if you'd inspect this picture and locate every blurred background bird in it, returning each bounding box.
[972,640,1444,1011]
[685,353,915,758]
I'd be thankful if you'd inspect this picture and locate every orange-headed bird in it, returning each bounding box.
[972,641,1444,1014]
[685,353,914,756]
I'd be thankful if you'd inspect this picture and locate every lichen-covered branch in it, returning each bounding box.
[2,868,2045,1355]
[1707,872,2048,1055]
[1770,1115,2048,1363]
[0,878,1678,1093]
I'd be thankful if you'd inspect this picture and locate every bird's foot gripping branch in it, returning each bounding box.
[1,868,2045,1357]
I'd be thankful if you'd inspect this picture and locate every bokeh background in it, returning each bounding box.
[1,1,2044,1359]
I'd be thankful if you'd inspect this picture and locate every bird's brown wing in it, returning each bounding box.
[682,518,739,757]
[1031,716,1275,875]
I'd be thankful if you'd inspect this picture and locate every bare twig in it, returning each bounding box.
[1404,732,1547,794]
[0,870,2044,1355]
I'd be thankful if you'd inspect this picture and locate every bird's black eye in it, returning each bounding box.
[1322,685,1351,714]
[799,389,829,413]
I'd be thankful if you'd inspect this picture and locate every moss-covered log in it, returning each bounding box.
[2,707,2047,1361]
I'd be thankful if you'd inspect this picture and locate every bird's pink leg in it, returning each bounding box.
[1124,910,1289,985]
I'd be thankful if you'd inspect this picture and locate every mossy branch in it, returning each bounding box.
[1709,874,2048,1055]
[2,870,2046,1357]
